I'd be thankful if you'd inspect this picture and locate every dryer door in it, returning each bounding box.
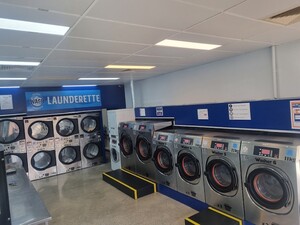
[56,119,75,136]
[176,150,201,184]
[81,116,97,133]
[5,154,23,168]
[136,136,152,163]
[29,121,49,140]
[31,151,52,171]
[205,158,238,195]
[0,120,20,144]
[245,167,293,212]
[59,147,77,165]
[83,143,100,160]
[111,147,119,163]
[119,133,133,157]
[153,146,173,175]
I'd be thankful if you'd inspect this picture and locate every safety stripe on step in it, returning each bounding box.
[103,172,137,200]
[185,217,201,225]
[208,207,242,225]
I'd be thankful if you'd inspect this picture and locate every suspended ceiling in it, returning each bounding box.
[1,0,300,87]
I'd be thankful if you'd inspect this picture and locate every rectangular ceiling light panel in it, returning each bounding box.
[0,77,27,80]
[156,39,221,50]
[62,85,97,87]
[0,86,20,88]
[78,78,120,80]
[0,61,40,66]
[0,18,69,35]
[105,65,155,70]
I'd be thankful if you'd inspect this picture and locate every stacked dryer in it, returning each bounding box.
[107,109,135,170]
[24,116,57,181]
[53,114,81,174]
[0,116,28,172]
[78,112,102,169]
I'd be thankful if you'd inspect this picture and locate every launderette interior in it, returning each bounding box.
[1,1,300,225]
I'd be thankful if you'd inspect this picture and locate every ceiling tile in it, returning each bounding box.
[0,71,32,77]
[228,0,299,20]
[174,0,246,11]
[0,0,95,15]
[219,40,271,52]
[69,18,176,44]
[57,37,149,54]
[87,0,218,30]
[119,55,182,65]
[33,66,98,77]
[0,46,50,59]
[0,81,24,86]
[188,13,278,39]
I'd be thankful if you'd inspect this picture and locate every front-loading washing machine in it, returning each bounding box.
[174,131,205,202]
[78,112,102,168]
[0,116,28,172]
[53,114,81,174]
[152,129,177,189]
[241,137,300,225]
[133,120,172,181]
[24,116,57,181]
[201,134,244,219]
[119,121,136,172]
[110,135,121,170]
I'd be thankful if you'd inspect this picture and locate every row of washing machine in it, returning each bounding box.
[118,121,300,225]
[0,112,103,181]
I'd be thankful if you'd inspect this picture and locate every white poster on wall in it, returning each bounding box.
[139,108,146,117]
[197,109,209,120]
[228,103,251,120]
[290,100,300,129]
[0,95,13,110]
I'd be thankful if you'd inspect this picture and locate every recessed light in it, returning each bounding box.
[155,39,221,50]
[0,18,69,35]
[0,61,40,66]
[105,65,155,70]
[62,85,98,88]
[0,78,27,80]
[78,78,120,81]
[0,86,20,89]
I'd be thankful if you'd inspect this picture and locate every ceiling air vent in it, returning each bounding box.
[0,65,36,72]
[265,6,300,25]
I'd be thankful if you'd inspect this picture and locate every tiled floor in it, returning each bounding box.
[32,163,197,225]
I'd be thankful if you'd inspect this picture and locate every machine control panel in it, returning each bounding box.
[254,146,280,158]
[158,134,168,141]
[202,137,240,153]
[211,141,228,150]
[174,135,202,147]
[181,137,193,145]
[2,140,26,153]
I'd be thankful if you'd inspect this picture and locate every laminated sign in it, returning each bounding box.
[290,100,300,129]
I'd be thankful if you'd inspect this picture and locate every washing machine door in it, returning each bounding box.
[176,150,201,184]
[59,147,77,165]
[245,167,293,212]
[136,136,152,163]
[0,120,20,144]
[31,151,52,171]
[111,147,119,163]
[83,143,100,160]
[81,116,97,133]
[205,158,238,195]
[153,146,173,175]
[57,119,75,136]
[119,133,133,157]
[29,121,49,140]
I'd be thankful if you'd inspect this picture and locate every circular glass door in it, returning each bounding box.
[83,143,100,159]
[81,117,97,133]
[31,151,51,171]
[29,121,49,140]
[111,148,119,162]
[177,152,200,183]
[205,159,237,194]
[59,147,77,164]
[153,146,173,174]
[246,168,291,210]
[119,134,133,157]
[5,154,23,168]
[0,120,20,143]
[136,136,151,162]
[57,119,74,136]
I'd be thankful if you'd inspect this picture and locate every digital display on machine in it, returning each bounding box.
[123,124,129,128]
[254,146,280,158]
[181,138,193,145]
[158,135,168,141]
[211,141,228,150]
[139,125,146,130]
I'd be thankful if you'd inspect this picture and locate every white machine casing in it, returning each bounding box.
[241,136,300,225]
[53,114,81,174]
[24,117,57,181]
[110,136,121,170]
[202,134,244,219]
[78,112,102,169]
[133,120,172,181]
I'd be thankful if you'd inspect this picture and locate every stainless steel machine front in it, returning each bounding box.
[202,134,244,219]
[241,137,300,225]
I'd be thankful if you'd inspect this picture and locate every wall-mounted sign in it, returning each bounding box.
[156,107,163,116]
[228,103,251,120]
[25,90,101,112]
[0,95,13,110]
[290,100,300,129]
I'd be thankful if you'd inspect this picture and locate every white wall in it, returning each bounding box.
[125,48,274,107]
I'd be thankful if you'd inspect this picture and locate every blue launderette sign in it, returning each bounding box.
[25,90,101,112]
